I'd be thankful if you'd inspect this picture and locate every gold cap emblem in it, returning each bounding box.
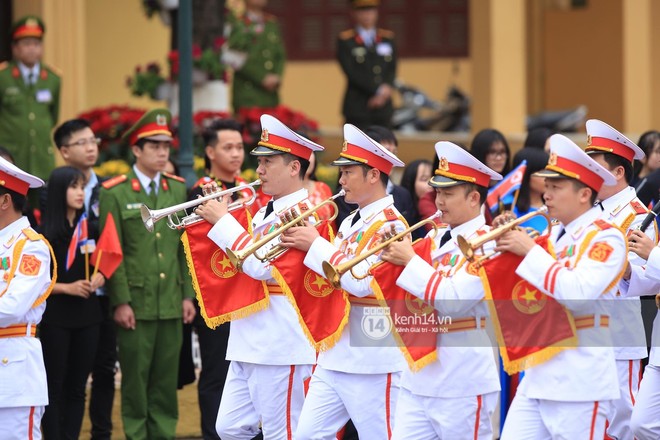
[261,129,269,142]
[439,157,449,171]
[156,115,167,126]
[587,134,592,146]
[548,152,558,166]
[342,140,348,152]
[26,18,38,27]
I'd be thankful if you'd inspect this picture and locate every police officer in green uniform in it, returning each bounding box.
[0,16,60,181]
[99,109,196,440]
[337,0,396,130]
[226,0,285,113]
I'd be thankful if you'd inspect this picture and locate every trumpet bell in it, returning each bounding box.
[141,205,157,233]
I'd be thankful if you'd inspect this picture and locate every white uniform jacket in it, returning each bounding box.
[515,206,625,401]
[207,188,316,365]
[599,186,652,360]
[0,217,53,408]
[395,214,500,398]
[303,195,408,374]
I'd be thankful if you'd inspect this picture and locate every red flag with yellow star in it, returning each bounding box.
[270,220,349,352]
[477,235,577,374]
[370,236,439,371]
[181,208,268,329]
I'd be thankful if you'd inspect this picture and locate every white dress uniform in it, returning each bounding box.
[0,158,53,440]
[597,188,651,440]
[586,119,650,440]
[206,115,320,440]
[296,124,407,440]
[388,141,502,440]
[501,134,625,440]
[621,247,660,439]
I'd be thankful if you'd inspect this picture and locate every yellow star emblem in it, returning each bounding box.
[521,288,538,304]
[218,256,232,270]
[312,275,327,290]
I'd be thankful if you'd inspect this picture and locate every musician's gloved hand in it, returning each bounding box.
[279,221,319,252]
[196,182,229,225]
[628,229,655,261]
[380,235,415,266]
[494,229,536,256]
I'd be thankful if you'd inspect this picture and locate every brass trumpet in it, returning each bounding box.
[322,211,442,289]
[140,179,261,232]
[457,206,551,265]
[226,190,345,271]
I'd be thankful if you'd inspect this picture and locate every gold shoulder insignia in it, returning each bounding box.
[21,228,41,242]
[377,28,395,39]
[163,172,186,183]
[339,29,357,40]
[102,174,127,189]
[630,200,649,215]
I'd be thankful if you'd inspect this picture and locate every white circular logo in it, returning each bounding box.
[360,308,393,340]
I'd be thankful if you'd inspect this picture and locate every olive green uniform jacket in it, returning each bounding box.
[337,28,397,129]
[99,169,194,320]
[228,12,285,112]
[0,60,59,180]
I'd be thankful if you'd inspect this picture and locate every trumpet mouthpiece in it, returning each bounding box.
[335,189,346,198]
[254,179,262,186]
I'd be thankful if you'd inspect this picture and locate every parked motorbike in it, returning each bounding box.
[391,80,587,133]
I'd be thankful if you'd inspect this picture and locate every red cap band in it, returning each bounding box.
[130,122,172,146]
[13,25,43,40]
[549,156,604,191]
[0,171,30,195]
[439,162,491,187]
[259,133,313,160]
[586,136,635,163]
[340,142,393,175]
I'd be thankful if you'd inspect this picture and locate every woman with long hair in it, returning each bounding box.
[400,159,433,239]
[512,148,550,233]
[633,130,660,206]
[470,128,512,178]
[40,166,104,439]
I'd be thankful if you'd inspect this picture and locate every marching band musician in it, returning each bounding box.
[0,157,53,439]
[584,119,653,440]
[495,134,625,439]
[194,114,320,439]
[279,124,407,439]
[379,142,502,439]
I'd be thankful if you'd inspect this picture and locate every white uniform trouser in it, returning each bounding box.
[0,406,44,440]
[607,359,642,440]
[501,394,611,440]
[216,361,312,440]
[631,364,660,440]
[392,387,497,440]
[295,366,400,440]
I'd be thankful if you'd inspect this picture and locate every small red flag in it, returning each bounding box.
[91,213,123,278]
[66,212,88,271]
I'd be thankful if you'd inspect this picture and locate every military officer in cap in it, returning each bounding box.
[337,0,397,129]
[0,15,60,181]
[379,142,502,439]
[99,109,196,439]
[496,135,624,439]
[583,119,653,440]
[279,124,407,439]
[0,156,54,439]
[195,114,320,439]
[226,0,286,114]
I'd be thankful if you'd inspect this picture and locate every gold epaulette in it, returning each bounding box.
[163,172,186,183]
[102,174,127,189]
[21,228,41,242]
[377,28,395,39]
[339,29,356,40]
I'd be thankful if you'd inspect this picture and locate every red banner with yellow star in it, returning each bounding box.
[270,221,349,352]
[181,208,268,329]
[371,237,439,371]
[477,235,577,374]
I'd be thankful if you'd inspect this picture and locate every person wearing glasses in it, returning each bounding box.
[50,119,118,440]
[0,16,61,180]
[470,129,512,179]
